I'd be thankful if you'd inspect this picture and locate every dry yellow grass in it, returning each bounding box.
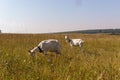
[0,33,120,80]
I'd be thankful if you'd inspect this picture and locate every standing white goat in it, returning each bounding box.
[28,39,61,56]
[65,35,84,48]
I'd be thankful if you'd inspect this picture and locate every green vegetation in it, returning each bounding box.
[0,34,120,80]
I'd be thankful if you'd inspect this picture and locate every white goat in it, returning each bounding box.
[28,39,61,56]
[65,35,84,48]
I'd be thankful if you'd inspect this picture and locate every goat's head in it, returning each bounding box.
[28,50,35,56]
[65,35,71,42]
[65,35,68,40]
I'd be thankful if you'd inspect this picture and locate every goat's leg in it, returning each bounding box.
[70,43,73,48]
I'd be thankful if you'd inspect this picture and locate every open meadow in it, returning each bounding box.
[0,33,120,80]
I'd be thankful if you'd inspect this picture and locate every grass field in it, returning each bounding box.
[0,33,120,80]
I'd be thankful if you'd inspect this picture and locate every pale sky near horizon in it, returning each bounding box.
[0,0,120,33]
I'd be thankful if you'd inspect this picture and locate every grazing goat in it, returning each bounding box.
[65,35,84,48]
[28,39,61,56]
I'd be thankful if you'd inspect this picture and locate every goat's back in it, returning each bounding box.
[38,39,60,52]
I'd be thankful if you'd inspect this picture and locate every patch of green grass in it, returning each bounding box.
[0,34,120,80]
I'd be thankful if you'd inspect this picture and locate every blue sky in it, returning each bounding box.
[0,0,120,33]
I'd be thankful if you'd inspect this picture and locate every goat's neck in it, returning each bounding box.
[31,47,39,53]
[37,46,43,52]
[67,38,72,43]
